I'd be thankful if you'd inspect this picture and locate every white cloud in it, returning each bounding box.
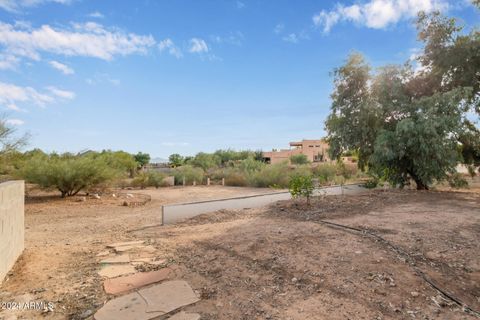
[0,21,156,65]
[313,0,448,33]
[0,0,73,12]
[6,103,24,112]
[5,119,24,126]
[189,38,209,53]
[46,86,75,99]
[236,1,245,9]
[85,73,120,86]
[88,11,104,18]
[49,60,74,74]
[0,81,74,111]
[0,53,19,70]
[0,81,54,108]
[209,31,244,46]
[274,23,285,34]
[282,33,299,43]
[158,38,183,58]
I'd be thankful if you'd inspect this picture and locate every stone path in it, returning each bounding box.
[94,240,200,320]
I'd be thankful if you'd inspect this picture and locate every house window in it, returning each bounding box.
[309,145,314,148]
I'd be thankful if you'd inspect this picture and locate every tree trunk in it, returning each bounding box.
[408,170,429,190]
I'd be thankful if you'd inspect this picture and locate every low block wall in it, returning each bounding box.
[162,191,291,225]
[161,184,367,225]
[0,181,24,283]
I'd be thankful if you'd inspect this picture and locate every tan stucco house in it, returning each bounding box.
[262,139,330,164]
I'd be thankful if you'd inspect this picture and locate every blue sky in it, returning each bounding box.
[0,0,477,159]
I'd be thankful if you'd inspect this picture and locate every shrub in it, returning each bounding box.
[250,162,290,188]
[448,173,468,189]
[20,154,117,197]
[289,174,314,204]
[237,156,265,173]
[132,171,166,189]
[290,154,309,165]
[173,165,204,185]
[364,178,379,189]
[336,161,355,180]
[223,169,248,187]
[312,164,336,185]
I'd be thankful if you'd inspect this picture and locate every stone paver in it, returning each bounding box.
[94,280,199,320]
[168,311,201,320]
[100,254,130,264]
[141,280,200,313]
[98,265,136,278]
[103,268,171,295]
[94,291,163,320]
[107,240,145,248]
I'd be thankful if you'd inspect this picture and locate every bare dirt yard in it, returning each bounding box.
[1,182,479,320]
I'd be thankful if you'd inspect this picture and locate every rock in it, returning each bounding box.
[31,287,46,294]
[79,309,93,319]
[126,193,134,198]
[96,250,111,257]
[76,197,87,202]
[94,281,200,320]
[98,265,136,278]
[112,194,117,198]
[122,201,129,206]
[92,193,101,199]
[168,311,201,320]
[103,268,172,295]
[100,254,131,264]
[291,277,298,283]
[411,291,419,297]
[107,241,144,248]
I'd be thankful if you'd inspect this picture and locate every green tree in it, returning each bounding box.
[325,44,477,189]
[134,152,150,168]
[190,152,220,171]
[289,174,314,205]
[20,153,116,197]
[95,150,137,177]
[168,153,184,168]
[290,154,309,165]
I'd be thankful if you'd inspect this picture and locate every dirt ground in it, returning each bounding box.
[1,182,479,319]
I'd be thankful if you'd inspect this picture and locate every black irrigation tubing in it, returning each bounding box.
[310,218,480,318]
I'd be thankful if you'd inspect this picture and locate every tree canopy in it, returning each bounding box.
[326,10,479,190]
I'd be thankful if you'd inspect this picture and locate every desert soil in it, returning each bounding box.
[1,182,479,320]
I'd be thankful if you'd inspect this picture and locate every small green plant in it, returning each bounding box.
[289,174,314,205]
[131,171,166,188]
[364,178,379,189]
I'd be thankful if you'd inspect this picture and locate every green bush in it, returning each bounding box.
[250,162,290,188]
[132,171,166,189]
[364,178,379,189]
[312,164,336,185]
[289,174,314,204]
[448,173,468,189]
[223,169,248,187]
[173,165,204,185]
[290,154,309,165]
[19,153,117,197]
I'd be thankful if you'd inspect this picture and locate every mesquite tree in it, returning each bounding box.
[326,9,479,190]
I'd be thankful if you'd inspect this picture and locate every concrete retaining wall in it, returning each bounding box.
[161,184,367,225]
[0,181,24,283]
[162,191,291,225]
